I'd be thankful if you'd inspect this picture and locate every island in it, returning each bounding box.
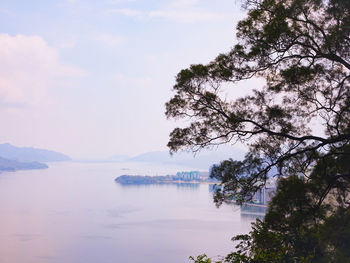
[0,143,71,162]
[0,157,48,172]
[115,171,217,185]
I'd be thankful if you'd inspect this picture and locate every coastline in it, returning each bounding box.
[114,174,217,185]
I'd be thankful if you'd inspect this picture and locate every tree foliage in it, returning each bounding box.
[166,0,350,204]
[189,151,350,262]
[165,0,350,261]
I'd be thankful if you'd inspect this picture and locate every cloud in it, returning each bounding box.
[109,8,222,23]
[112,73,153,88]
[0,34,86,107]
[107,0,224,23]
[107,0,136,4]
[113,8,143,17]
[0,8,12,15]
[59,38,77,49]
[93,32,126,47]
[168,0,198,9]
[148,9,221,23]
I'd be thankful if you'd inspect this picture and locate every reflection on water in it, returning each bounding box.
[0,162,259,263]
[208,183,221,193]
[240,204,266,221]
[117,182,200,191]
[174,183,200,190]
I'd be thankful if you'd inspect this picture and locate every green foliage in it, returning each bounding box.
[167,0,350,261]
[189,255,216,263]
[191,157,350,262]
[166,0,350,204]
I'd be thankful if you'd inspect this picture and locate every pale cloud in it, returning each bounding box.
[110,8,143,17]
[168,0,199,9]
[94,32,126,47]
[107,0,225,23]
[109,8,222,23]
[59,38,77,49]
[0,8,12,15]
[0,0,242,157]
[148,9,221,23]
[112,73,153,88]
[0,34,86,107]
[107,0,136,4]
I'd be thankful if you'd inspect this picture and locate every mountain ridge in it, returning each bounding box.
[0,156,48,172]
[0,143,71,162]
[122,146,246,169]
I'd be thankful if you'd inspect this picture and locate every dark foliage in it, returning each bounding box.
[166,0,350,205]
[166,0,350,261]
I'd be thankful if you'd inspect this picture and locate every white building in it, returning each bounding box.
[176,171,200,181]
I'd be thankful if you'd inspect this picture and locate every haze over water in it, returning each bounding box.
[0,162,255,263]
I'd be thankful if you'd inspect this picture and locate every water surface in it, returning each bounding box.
[0,162,255,263]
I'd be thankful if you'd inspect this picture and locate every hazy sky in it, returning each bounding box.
[0,0,252,158]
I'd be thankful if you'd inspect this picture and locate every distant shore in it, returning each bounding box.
[0,157,48,173]
[115,174,217,185]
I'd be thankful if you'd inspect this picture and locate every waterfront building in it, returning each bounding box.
[175,171,200,181]
[252,179,276,205]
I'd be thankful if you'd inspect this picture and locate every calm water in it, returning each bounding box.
[0,162,256,263]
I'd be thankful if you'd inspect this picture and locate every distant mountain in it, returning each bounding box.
[109,154,129,162]
[128,151,170,163]
[127,146,246,170]
[0,156,48,172]
[0,143,71,162]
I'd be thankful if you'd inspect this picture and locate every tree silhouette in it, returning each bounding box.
[166,0,350,261]
[166,0,350,205]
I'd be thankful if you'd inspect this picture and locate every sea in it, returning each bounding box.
[0,161,259,263]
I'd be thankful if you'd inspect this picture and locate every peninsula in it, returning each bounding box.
[115,171,216,185]
[0,157,48,172]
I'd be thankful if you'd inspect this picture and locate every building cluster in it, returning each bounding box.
[252,179,276,205]
[175,171,200,181]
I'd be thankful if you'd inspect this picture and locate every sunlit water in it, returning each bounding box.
[0,162,257,263]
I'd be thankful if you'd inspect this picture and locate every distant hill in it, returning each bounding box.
[0,156,48,172]
[127,146,246,170]
[109,154,129,162]
[0,143,71,162]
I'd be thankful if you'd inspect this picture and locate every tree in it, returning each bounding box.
[166,0,350,205]
[165,0,350,261]
[188,154,350,262]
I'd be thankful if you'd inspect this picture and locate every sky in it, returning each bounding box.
[0,0,251,159]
